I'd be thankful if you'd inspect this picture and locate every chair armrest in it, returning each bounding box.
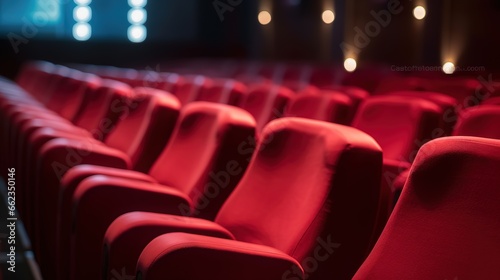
[103,212,234,280]
[34,138,130,279]
[68,175,193,280]
[55,165,156,279]
[137,232,304,280]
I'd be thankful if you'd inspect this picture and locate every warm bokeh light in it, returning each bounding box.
[413,6,426,20]
[344,58,357,72]
[258,11,272,25]
[322,10,335,24]
[442,62,456,74]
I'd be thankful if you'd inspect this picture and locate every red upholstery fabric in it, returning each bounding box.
[129,118,383,280]
[104,87,181,172]
[35,138,130,279]
[154,73,183,93]
[481,96,500,106]
[137,233,304,280]
[65,102,256,280]
[354,136,500,280]
[319,85,369,112]
[60,73,102,122]
[352,95,442,163]
[385,90,458,135]
[73,79,134,140]
[240,84,294,133]
[352,95,444,223]
[453,105,500,140]
[196,79,248,106]
[214,118,383,279]
[103,212,235,279]
[285,92,354,124]
[172,75,212,105]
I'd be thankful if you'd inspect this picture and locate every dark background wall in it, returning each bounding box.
[1,0,499,79]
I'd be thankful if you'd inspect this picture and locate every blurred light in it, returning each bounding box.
[128,25,147,43]
[74,0,91,5]
[442,62,455,74]
[128,8,146,24]
[413,6,426,20]
[73,22,91,41]
[344,58,357,72]
[73,6,91,22]
[128,0,147,8]
[322,10,335,24]
[258,11,272,25]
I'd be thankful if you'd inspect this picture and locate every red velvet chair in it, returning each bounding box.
[196,78,248,106]
[453,105,500,140]
[106,118,384,280]
[284,91,354,125]
[481,96,500,106]
[172,75,213,105]
[385,90,458,135]
[352,95,443,232]
[57,102,255,280]
[240,84,294,133]
[354,136,500,280]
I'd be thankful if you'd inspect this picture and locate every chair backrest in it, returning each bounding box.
[104,87,181,172]
[319,85,369,111]
[60,73,102,122]
[73,79,134,141]
[16,61,54,93]
[148,102,256,220]
[240,84,293,133]
[285,92,353,125]
[174,75,212,105]
[352,95,442,162]
[385,90,458,135]
[216,118,384,279]
[453,105,500,140]
[196,79,248,106]
[156,73,184,95]
[354,136,500,280]
[482,96,500,106]
[35,66,72,104]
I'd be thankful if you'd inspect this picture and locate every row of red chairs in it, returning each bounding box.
[83,62,500,211]
[2,60,500,279]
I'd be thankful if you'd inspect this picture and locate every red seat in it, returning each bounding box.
[453,105,500,140]
[392,104,500,200]
[196,79,248,106]
[240,84,293,133]
[19,87,178,279]
[73,79,133,140]
[385,90,458,135]
[481,96,500,106]
[172,75,213,105]
[55,102,255,280]
[102,87,181,172]
[352,95,443,229]
[353,95,442,164]
[16,60,55,93]
[354,136,500,280]
[104,118,384,280]
[284,92,353,124]
[155,72,185,95]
